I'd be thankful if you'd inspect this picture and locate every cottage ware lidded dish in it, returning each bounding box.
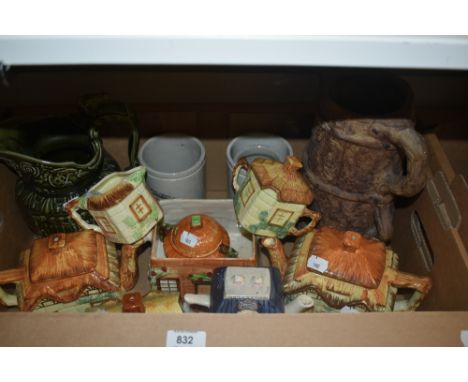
[163,214,233,259]
[65,166,163,245]
[282,227,432,312]
[149,200,258,299]
[232,155,320,239]
[0,230,140,312]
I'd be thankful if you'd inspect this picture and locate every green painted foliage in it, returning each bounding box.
[248,210,293,239]
[189,273,212,282]
[126,168,145,184]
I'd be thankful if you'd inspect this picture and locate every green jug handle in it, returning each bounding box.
[80,94,140,168]
[63,197,104,235]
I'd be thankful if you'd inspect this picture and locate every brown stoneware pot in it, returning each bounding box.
[303,118,428,241]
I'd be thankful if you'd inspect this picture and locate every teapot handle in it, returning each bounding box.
[289,208,321,237]
[120,244,139,291]
[389,270,432,311]
[80,94,140,168]
[63,198,104,234]
[373,119,428,197]
[231,157,251,193]
[0,267,24,307]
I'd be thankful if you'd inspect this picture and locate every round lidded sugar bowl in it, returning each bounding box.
[163,214,234,259]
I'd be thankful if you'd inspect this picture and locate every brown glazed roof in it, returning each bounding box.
[309,227,386,289]
[87,182,135,211]
[29,230,105,283]
[250,156,314,205]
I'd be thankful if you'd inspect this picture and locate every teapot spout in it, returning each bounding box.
[285,294,314,313]
[261,237,288,279]
[184,293,211,308]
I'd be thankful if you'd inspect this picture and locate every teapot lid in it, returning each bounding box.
[29,230,110,283]
[164,214,230,259]
[250,156,314,205]
[307,227,386,289]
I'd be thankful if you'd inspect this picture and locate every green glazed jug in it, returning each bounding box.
[0,94,139,236]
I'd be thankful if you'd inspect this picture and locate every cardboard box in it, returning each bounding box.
[0,135,467,346]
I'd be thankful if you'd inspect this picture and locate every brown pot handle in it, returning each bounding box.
[0,267,24,307]
[373,119,428,197]
[289,208,321,237]
[231,157,251,193]
[389,270,432,311]
[120,244,139,291]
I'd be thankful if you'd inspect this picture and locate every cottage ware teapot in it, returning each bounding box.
[0,94,139,236]
[64,166,163,245]
[232,155,320,239]
[279,227,432,312]
[0,230,141,312]
[303,119,428,242]
[232,155,320,276]
[183,266,314,313]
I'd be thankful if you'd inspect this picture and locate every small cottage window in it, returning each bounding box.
[129,195,152,222]
[269,209,293,227]
[157,278,179,292]
[241,180,255,206]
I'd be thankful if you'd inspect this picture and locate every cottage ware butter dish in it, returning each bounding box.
[0,230,140,312]
[65,166,163,245]
[283,227,432,312]
[149,200,258,298]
